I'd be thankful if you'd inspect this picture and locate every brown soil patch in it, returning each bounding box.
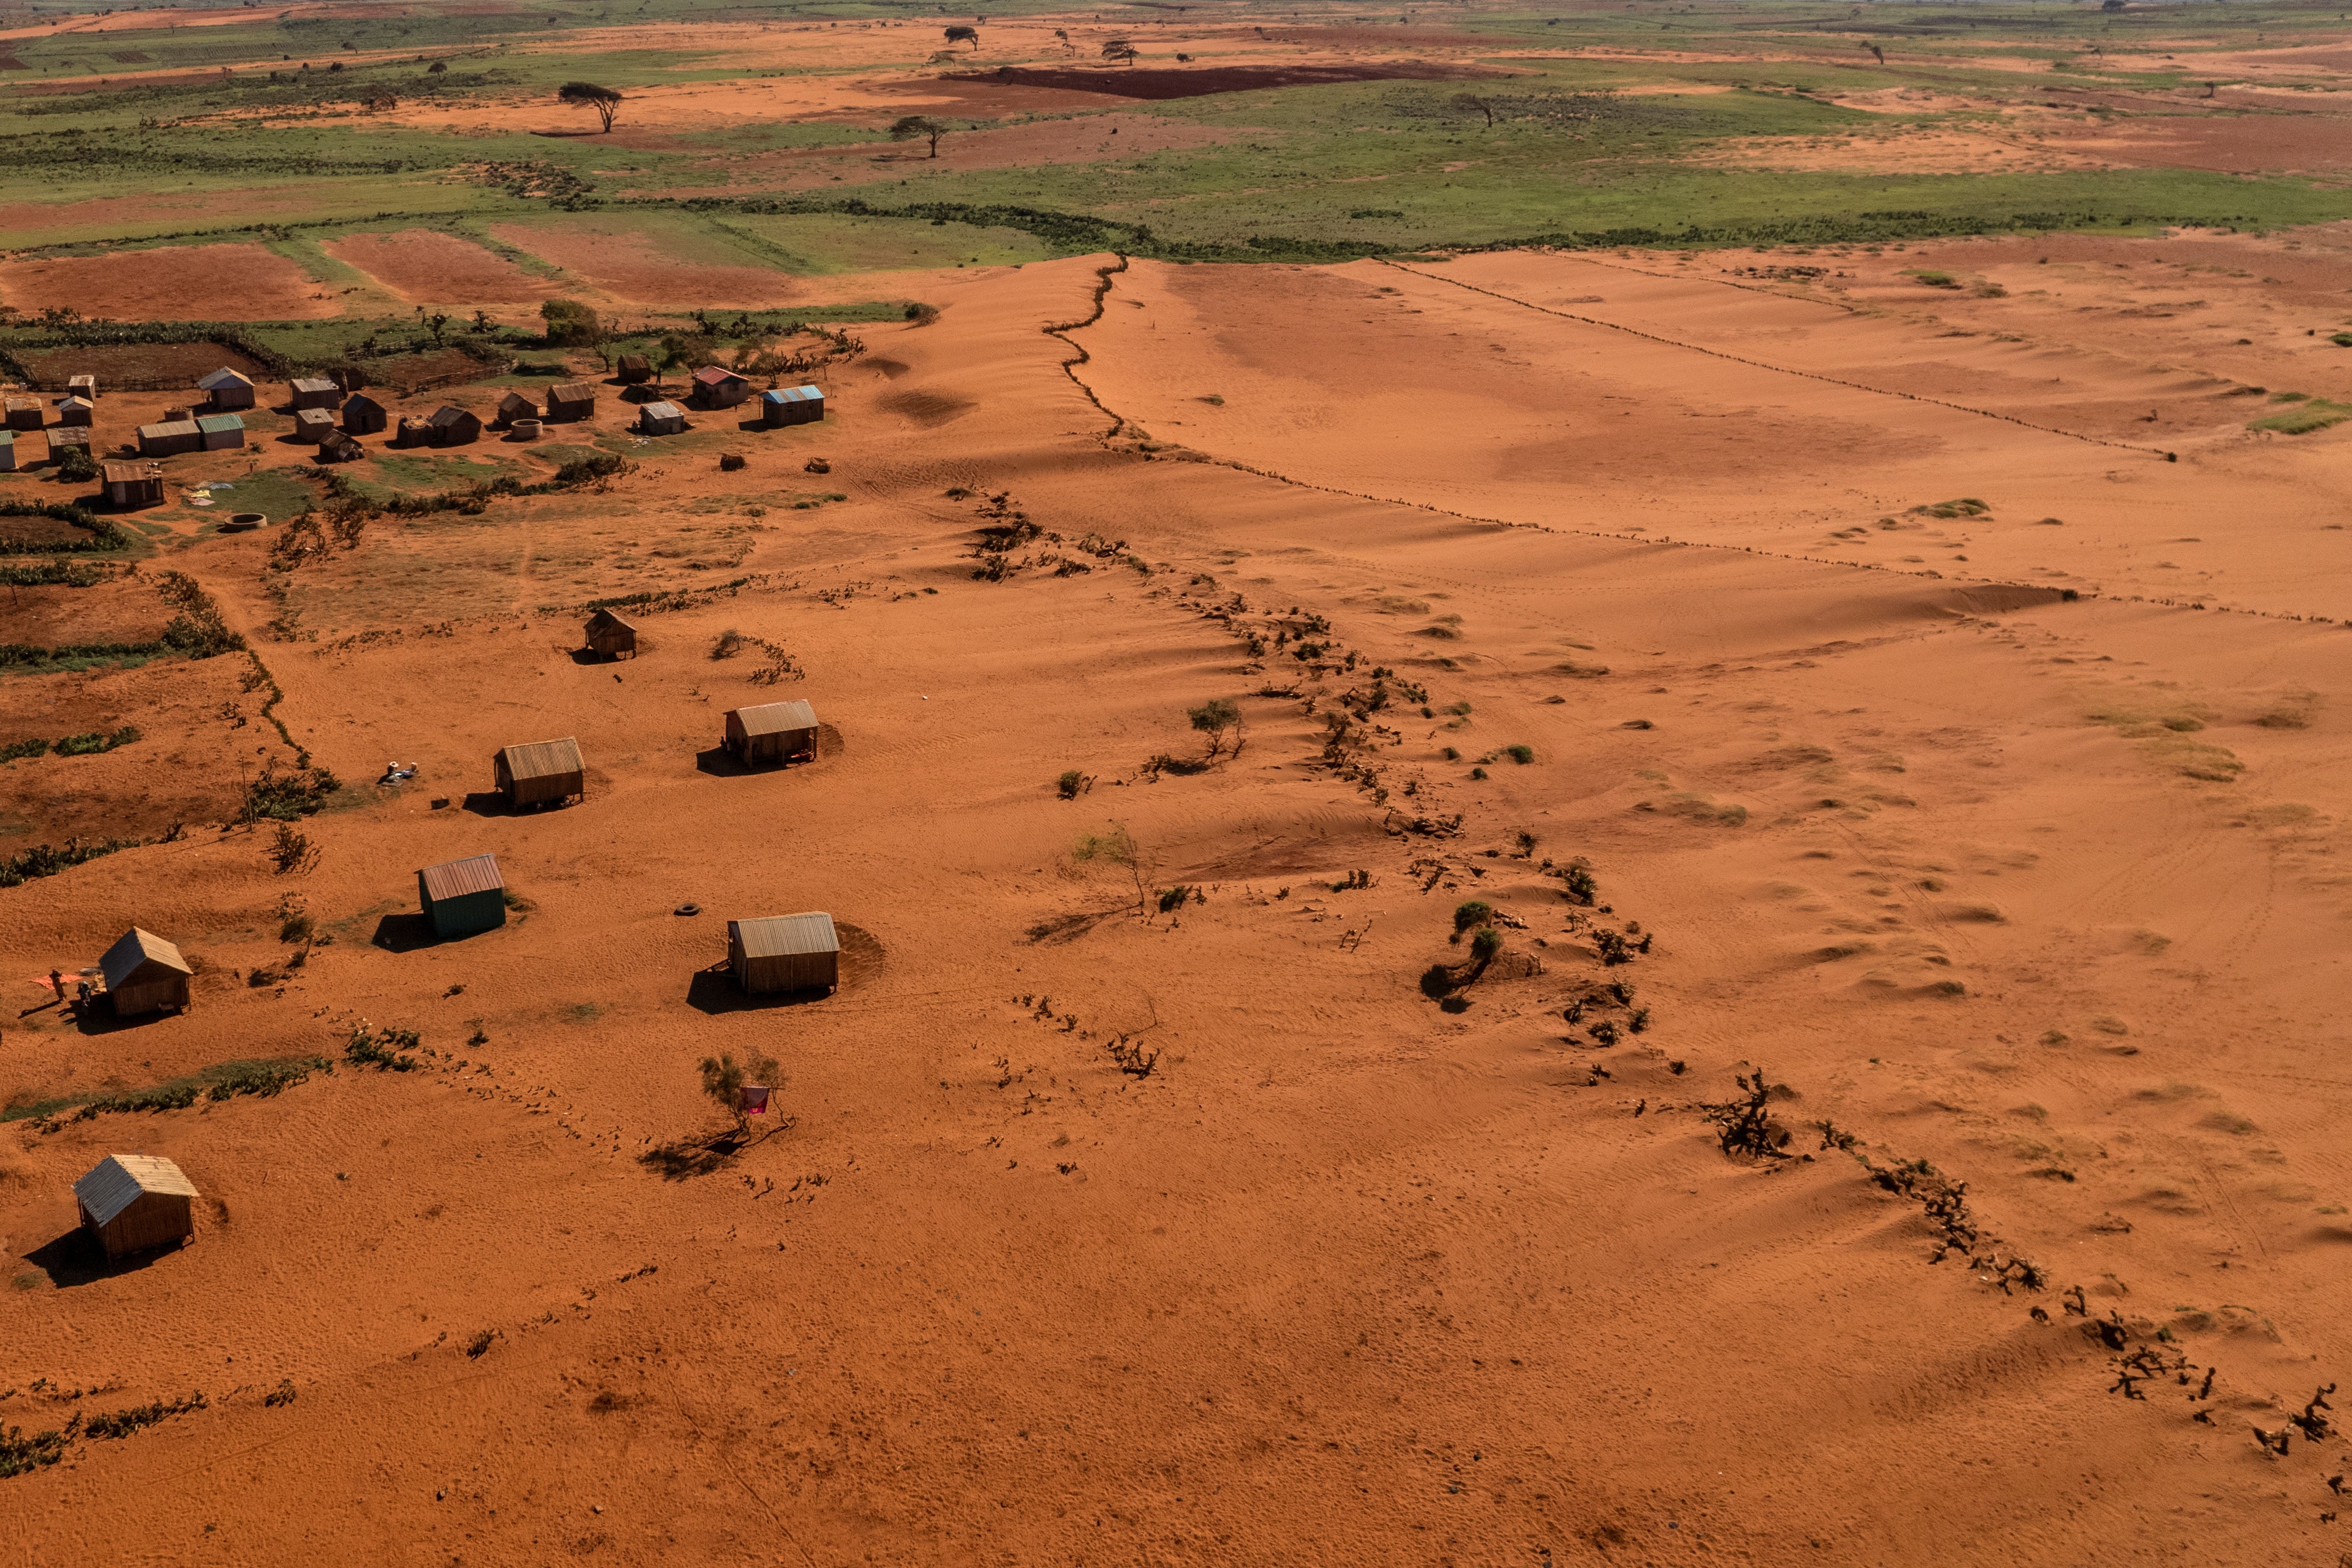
[487,222,798,308]
[363,346,502,397]
[0,507,114,551]
[0,244,339,323]
[324,230,558,308]
[3,578,174,651]
[2043,110,2352,174]
[14,341,268,394]
[941,59,1472,100]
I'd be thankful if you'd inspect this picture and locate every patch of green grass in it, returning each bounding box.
[2250,398,2352,436]
[712,211,1054,274]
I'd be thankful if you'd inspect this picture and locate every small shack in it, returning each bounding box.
[418,853,506,941]
[103,461,163,510]
[616,353,652,385]
[198,412,245,451]
[494,736,585,808]
[318,431,365,464]
[4,396,42,431]
[546,383,596,423]
[584,607,638,660]
[138,419,204,458]
[341,391,387,435]
[425,405,481,447]
[724,699,818,767]
[74,1155,198,1260]
[0,431,14,473]
[199,367,256,410]
[293,407,336,442]
[760,385,825,428]
[394,415,431,448]
[728,911,839,995]
[289,376,341,411]
[100,926,194,1016]
[494,390,537,427]
[638,401,686,437]
[55,394,95,428]
[66,373,98,401]
[691,366,751,409]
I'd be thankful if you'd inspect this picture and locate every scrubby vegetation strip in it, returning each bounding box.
[9,1057,330,1127]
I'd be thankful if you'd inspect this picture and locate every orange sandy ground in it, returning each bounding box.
[1,255,2349,1565]
[0,243,344,322]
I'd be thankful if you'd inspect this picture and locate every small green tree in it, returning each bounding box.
[890,115,950,158]
[540,298,602,347]
[1187,696,1242,758]
[1102,37,1138,65]
[699,1049,782,1133]
[54,444,98,484]
[1453,899,1493,934]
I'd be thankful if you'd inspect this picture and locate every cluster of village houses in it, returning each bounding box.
[17,359,836,1266]
[1,358,823,510]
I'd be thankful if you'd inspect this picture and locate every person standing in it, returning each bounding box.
[48,968,64,1002]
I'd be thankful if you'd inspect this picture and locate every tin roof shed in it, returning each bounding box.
[74,1154,198,1231]
[728,911,840,995]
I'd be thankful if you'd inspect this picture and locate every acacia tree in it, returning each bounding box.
[1188,696,1244,759]
[944,23,978,46]
[890,114,950,158]
[1451,92,1495,128]
[1102,36,1138,65]
[698,1049,782,1134]
[558,80,624,132]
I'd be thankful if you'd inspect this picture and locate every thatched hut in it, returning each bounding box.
[690,366,750,409]
[723,700,818,766]
[494,390,537,427]
[290,376,341,411]
[199,367,256,410]
[103,462,163,510]
[418,853,506,940]
[5,396,43,432]
[727,911,839,995]
[56,394,95,428]
[425,405,481,447]
[638,401,686,436]
[759,385,825,427]
[584,607,637,660]
[100,926,193,1016]
[138,419,203,458]
[494,736,585,807]
[74,1155,198,1259]
[198,412,245,451]
[616,353,652,385]
[341,391,387,435]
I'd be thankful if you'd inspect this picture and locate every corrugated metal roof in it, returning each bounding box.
[692,366,744,385]
[763,385,823,404]
[198,367,252,389]
[587,608,637,631]
[549,382,596,403]
[291,376,338,394]
[196,414,243,433]
[427,405,475,428]
[420,853,503,902]
[74,1154,198,1229]
[498,736,582,782]
[731,911,838,960]
[101,460,147,484]
[730,700,817,737]
[58,395,94,412]
[343,391,383,410]
[138,420,201,440]
[496,390,536,414]
[99,926,191,990]
[642,401,683,420]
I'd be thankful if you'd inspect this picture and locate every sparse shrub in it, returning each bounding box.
[698,1048,782,1131]
[718,452,747,473]
[1594,929,1633,965]
[267,822,318,875]
[1504,744,1534,765]
[1469,926,1502,964]
[1156,885,1195,913]
[1056,768,1091,800]
[1187,696,1243,758]
[345,1021,420,1071]
[279,910,314,944]
[1587,1020,1620,1046]
[1699,1068,1792,1159]
[1628,1007,1651,1033]
[1453,899,1493,933]
[1469,766,1488,780]
[1563,864,1598,904]
[711,629,743,660]
[463,1330,496,1360]
[1441,746,1460,761]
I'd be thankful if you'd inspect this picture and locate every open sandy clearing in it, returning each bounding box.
[0,242,341,322]
[323,229,559,308]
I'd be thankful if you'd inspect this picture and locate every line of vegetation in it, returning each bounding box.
[0,834,148,890]
[7,1056,330,1126]
[0,501,129,556]
[0,726,139,762]
[1,1392,207,1481]
[7,570,249,673]
[0,560,110,587]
